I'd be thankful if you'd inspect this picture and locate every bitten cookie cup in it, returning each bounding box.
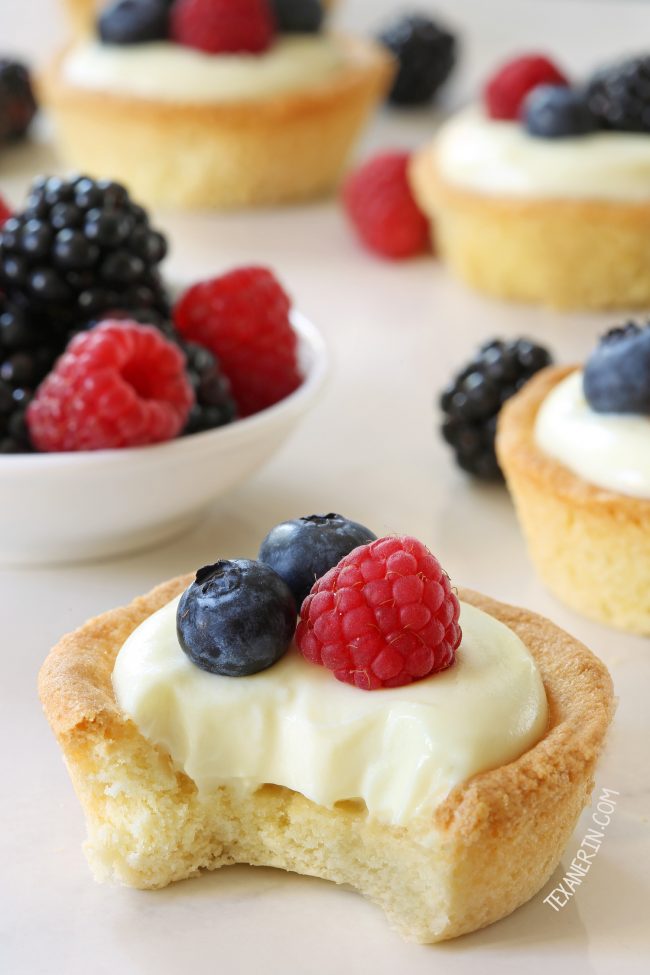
[39,575,613,944]
[497,365,650,633]
[410,148,650,310]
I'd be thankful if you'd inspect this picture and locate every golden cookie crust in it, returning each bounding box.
[40,34,393,208]
[39,576,613,942]
[409,144,650,310]
[497,366,650,632]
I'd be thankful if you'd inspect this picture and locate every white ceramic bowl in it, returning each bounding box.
[0,313,328,566]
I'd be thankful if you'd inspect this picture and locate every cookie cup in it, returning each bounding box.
[39,576,613,943]
[40,36,393,208]
[410,146,650,310]
[497,365,650,633]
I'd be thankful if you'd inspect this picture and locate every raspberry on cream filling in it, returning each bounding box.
[112,595,548,826]
[62,36,346,104]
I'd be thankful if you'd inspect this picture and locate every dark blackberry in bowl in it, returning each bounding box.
[0,174,170,335]
[0,298,58,453]
[440,338,552,480]
[181,340,238,435]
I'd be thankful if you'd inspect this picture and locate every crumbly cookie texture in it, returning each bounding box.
[497,365,650,633]
[410,147,650,310]
[39,575,613,943]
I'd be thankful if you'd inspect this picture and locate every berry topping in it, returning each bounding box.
[0,174,169,334]
[270,0,323,33]
[586,55,650,133]
[0,195,12,226]
[378,14,456,106]
[342,151,429,260]
[171,0,275,55]
[0,296,54,453]
[177,559,297,677]
[440,338,552,480]
[583,322,650,415]
[523,85,597,138]
[296,536,461,690]
[181,340,238,434]
[27,321,193,451]
[0,58,37,143]
[98,0,170,45]
[173,266,301,417]
[258,513,377,607]
[484,54,569,120]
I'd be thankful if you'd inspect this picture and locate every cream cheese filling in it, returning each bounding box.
[63,36,346,103]
[435,105,650,201]
[113,595,548,826]
[535,369,650,498]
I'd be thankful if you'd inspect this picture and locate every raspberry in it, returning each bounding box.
[171,0,275,55]
[27,321,194,451]
[0,195,11,226]
[173,267,301,417]
[484,54,569,120]
[296,536,461,690]
[342,152,429,260]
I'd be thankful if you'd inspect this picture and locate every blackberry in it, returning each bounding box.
[378,14,456,106]
[270,0,323,33]
[182,341,237,435]
[0,174,170,336]
[0,297,58,453]
[440,338,552,480]
[0,58,37,143]
[586,55,650,133]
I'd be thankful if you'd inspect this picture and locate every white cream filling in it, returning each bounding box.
[435,106,650,201]
[113,596,548,826]
[535,370,650,498]
[62,36,345,103]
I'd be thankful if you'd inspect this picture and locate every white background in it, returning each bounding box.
[1,2,649,973]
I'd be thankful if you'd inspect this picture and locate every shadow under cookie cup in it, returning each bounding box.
[497,365,650,634]
[409,146,650,311]
[38,576,614,943]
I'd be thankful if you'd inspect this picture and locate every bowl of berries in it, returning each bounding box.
[0,176,327,565]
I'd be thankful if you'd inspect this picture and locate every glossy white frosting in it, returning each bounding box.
[63,36,345,103]
[535,370,650,498]
[113,595,548,826]
[435,106,650,201]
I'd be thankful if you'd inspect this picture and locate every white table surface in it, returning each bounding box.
[1,1,649,972]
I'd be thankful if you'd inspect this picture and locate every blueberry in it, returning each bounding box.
[98,0,170,45]
[258,513,377,607]
[583,322,650,414]
[523,85,598,138]
[270,0,323,33]
[177,560,297,677]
